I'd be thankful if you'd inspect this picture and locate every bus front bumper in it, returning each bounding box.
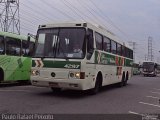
[31,76,92,90]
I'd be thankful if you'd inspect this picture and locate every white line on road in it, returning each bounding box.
[128,111,142,116]
[150,91,160,95]
[146,96,160,99]
[139,102,160,108]
[153,88,160,91]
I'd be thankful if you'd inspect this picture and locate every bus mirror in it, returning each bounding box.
[36,35,38,40]
[86,34,90,40]
[27,36,30,42]
[155,63,157,68]
[27,34,31,47]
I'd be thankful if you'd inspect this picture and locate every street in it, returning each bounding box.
[0,75,160,115]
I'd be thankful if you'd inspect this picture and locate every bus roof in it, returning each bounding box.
[38,21,132,50]
[0,31,35,42]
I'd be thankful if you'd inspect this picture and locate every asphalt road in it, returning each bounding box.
[0,75,160,118]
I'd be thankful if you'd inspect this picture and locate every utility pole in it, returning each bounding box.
[148,36,153,61]
[0,0,20,34]
[158,51,160,63]
[145,54,148,61]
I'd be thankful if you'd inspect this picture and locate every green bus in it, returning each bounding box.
[132,63,140,75]
[0,31,35,83]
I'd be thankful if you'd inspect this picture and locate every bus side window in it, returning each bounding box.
[95,32,103,50]
[87,29,94,60]
[111,40,117,54]
[117,43,122,56]
[126,48,130,58]
[103,37,111,52]
[130,49,133,59]
[6,37,21,56]
[22,40,29,56]
[28,42,34,56]
[22,40,34,57]
[122,46,125,57]
[0,36,5,55]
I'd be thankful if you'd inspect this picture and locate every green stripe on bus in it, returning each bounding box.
[95,51,133,67]
[32,60,81,69]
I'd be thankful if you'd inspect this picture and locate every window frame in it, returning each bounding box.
[111,40,117,54]
[95,32,103,50]
[103,36,111,53]
[6,37,21,56]
[117,43,122,56]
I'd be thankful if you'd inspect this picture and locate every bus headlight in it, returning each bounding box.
[69,72,85,79]
[75,73,80,78]
[150,72,154,74]
[32,70,40,76]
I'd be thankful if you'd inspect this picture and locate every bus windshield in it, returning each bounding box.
[35,28,86,59]
[143,62,155,72]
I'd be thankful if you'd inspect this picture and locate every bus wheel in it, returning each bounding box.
[51,87,61,92]
[0,68,4,83]
[118,72,125,87]
[90,73,102,95]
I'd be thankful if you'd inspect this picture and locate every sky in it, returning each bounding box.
[1,0,160,63]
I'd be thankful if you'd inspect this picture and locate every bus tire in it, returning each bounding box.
[118,72,125,87]
[90,72,102,95]
[0,68,4,83]
[51,87,61,93]
[124,72,129,86]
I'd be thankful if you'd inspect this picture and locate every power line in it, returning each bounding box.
[88,0,131,41]
[20,2,53,22]
[20,16,38,28]
[63,0,97,23]
[21,25,35,34]
[62,0,85,21]
[25,0,60,20]
[76,0,115,33]
[39,0,75,20]
[81,0,113,26]
[20,9,47,23]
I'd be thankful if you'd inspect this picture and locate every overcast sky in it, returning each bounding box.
[1,0,160,63]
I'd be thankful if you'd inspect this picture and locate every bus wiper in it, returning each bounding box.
[58,42,69,61]
[54,37,69,61]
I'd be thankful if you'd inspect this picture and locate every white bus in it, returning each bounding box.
[142,61,160,77]
[31,22,133,94]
